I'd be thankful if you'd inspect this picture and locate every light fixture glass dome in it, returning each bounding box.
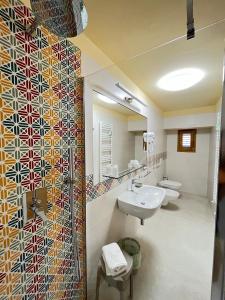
[157,68,205,91]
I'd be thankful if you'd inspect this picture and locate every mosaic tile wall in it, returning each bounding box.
[86,152,167,202]
[0,1,86,299]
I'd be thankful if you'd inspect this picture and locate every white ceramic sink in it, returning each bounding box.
[117,185,166,221]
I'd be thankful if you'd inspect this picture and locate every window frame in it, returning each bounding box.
[177,129,196,153]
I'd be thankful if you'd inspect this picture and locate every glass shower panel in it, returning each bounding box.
[60,79,81,282]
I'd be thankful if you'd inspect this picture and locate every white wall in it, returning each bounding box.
[128,118,147,131]
[135,133,145,163]
[207,110,221,203]
[166,128,211,196]
[164,112,217,130]
[208,127,217,201]
[84,81,94,176]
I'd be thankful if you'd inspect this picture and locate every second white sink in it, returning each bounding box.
[117,185,166,221]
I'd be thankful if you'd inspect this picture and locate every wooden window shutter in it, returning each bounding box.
[177,129,196,152]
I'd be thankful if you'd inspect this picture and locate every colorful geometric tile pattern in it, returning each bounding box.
[0,1,86,299]
[86,152,167,202]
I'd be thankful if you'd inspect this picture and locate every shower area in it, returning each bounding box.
[0,1,86,299]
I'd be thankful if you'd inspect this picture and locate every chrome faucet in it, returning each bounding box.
[129,178,143,191]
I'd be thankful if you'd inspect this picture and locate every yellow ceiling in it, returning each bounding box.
[115,23,225,111]
[83,0,225,111]
[84,0,225,63]
[22,0,225,112]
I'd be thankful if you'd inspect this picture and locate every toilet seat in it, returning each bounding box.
[161,188,180,206]
[159,180,182,191]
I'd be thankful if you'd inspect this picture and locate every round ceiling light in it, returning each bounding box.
[157,68,205,91]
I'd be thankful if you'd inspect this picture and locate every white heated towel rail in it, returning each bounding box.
[99,122,112,181]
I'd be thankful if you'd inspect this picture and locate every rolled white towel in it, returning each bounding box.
[105,164,112,176]
[132,160,140,168]
[102,242,127,276]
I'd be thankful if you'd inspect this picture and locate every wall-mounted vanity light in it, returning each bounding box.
[115,83,147,107]
[93,90,117,105]
[93,87,142,113]
[124,97,133,104]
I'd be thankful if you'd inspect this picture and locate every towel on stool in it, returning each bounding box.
[102,242,128,276]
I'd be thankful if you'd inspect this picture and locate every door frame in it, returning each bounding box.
[211,64,225,299]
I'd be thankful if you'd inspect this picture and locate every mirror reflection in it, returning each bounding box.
[92,90,147,184]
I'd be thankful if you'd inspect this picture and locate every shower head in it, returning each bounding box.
[27,0,88,38]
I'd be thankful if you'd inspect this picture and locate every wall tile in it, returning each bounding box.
[0,1,85,299]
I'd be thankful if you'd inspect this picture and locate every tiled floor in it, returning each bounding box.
[97,193,215,300]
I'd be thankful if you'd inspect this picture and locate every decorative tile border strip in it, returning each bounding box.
[86,152,167,203]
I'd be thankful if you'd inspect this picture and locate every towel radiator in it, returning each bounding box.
[99,122,113,181]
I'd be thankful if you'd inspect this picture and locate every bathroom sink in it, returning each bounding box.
[117,185,166,221]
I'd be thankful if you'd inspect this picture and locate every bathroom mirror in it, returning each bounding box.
[92,90,147,184]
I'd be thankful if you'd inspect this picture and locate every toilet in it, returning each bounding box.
[159,179,182,191]
[161,188,180,206]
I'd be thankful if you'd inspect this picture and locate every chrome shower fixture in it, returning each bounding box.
[27,0,88,37]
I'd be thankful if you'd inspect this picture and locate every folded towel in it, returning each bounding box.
[102,242,128,276]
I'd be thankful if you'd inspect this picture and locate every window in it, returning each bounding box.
[177,129,196,152]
